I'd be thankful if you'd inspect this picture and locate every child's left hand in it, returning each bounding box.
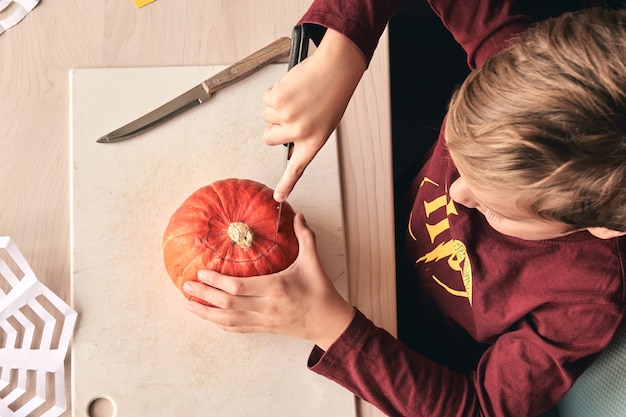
[183,213,355,351]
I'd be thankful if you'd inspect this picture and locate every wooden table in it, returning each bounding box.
[0,1,396,416]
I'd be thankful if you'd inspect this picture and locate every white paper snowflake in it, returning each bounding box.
[0,0,40,35]
[0,236,77,417]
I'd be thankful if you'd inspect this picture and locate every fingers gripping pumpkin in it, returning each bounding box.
[162,178,299,303]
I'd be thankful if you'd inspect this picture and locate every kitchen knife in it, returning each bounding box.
[97,36,292,143]
[276,24,311,232]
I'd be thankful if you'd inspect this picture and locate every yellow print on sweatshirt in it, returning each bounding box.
[409,178,473,305]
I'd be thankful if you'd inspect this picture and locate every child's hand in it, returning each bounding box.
[262,28,366,202]
[184,213,355,351]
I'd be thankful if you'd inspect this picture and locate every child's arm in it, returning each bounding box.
[307,302,624,417]
[263,0,402,202]
[263,29,366,202]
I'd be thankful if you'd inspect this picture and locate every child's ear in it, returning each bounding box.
[586,227,626,239]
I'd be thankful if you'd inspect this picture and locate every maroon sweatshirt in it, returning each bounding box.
[299,1,626,416]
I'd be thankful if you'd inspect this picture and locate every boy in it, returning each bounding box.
[183,1,626,416]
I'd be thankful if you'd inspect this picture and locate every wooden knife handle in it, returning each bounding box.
[201,37,291,94]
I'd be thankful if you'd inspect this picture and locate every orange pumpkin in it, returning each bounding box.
[162,178,298,303]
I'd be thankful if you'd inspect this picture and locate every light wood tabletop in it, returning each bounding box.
[0,1,395,416]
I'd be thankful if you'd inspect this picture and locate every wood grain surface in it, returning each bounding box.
[0,1,395,416]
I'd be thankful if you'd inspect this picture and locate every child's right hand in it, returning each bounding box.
[262,28,367,202]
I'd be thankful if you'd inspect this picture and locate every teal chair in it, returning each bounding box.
[540,329,626,417]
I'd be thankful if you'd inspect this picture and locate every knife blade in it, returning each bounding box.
[97,36,292,143]
[276,25,311,232]
[276,142,293,233]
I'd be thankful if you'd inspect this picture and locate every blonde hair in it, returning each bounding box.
[445,7,626,231]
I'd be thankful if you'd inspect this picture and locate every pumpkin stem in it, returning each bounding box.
[228,222,254,250]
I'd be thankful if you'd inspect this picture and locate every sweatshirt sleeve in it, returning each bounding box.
[309,307,625,417]
[308,310,482,416]
[297,0,402,65]
[296,0,532,70]
[426,0,533,69]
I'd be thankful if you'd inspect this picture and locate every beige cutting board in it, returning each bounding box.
[69,64,353,417]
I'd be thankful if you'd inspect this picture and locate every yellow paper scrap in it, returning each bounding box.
[133,0,156,8]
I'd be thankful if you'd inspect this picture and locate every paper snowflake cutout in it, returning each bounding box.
[0,0,40,35]
[0,236,77,417]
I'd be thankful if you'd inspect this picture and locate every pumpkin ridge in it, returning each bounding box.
[162,229,203,247]
[171,229,281,264]
[175,237,289,282]
[229,180,269,226]
[218,240,280,264]
[213,236,282,264]
[209,180,237,224]
[178,250,209,285]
